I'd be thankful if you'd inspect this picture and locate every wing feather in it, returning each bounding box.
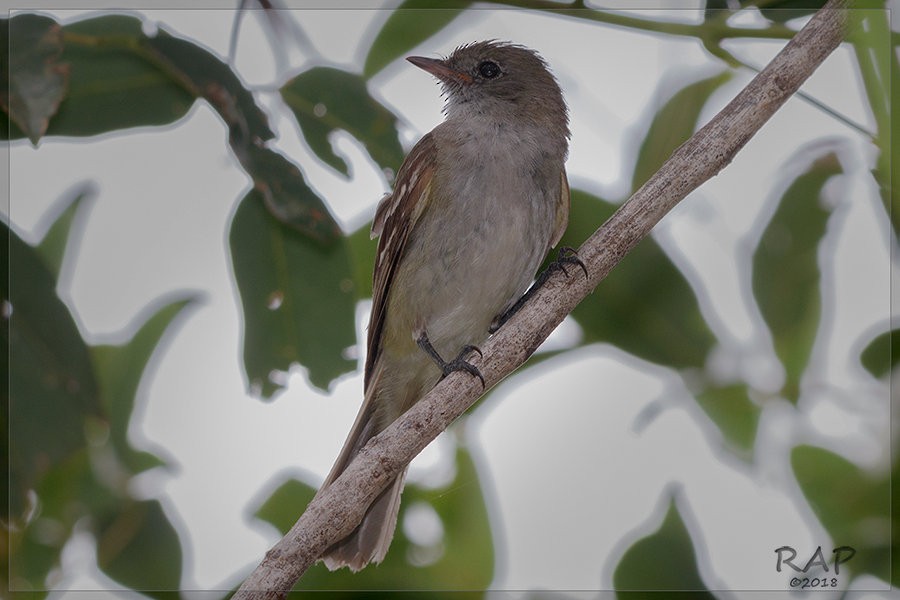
[549,169,570,249]
[365,133,437,390]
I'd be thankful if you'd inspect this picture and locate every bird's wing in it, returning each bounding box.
[365,132,437,390]
[549,169,570,249]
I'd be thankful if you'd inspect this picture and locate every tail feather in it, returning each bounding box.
[319,361,409,571]
[321,469,407,571]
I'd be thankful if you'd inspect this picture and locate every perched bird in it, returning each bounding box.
[320,40,571,571]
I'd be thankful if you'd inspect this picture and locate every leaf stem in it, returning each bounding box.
[487,1,797,41]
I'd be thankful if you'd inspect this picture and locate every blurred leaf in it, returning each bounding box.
[364,1,471,78]
[756,2,827,23]
[0,223,8,524]
[25,15,270,143]
[703,0,730,21]
[236,144,342,244]
[847,9,895,234]
[9,295,193,589]
[7,451,90,591]
[4,15,195,141]
[556,190,715,369]
[894,442,900,587]
[8,448,121,591]
[347,221,377,300]
[752,152,841,401]
[859,329,898,379]
[889,32,899,236]
[0,18,6,140]
[96,499,182,596]
[695,383,760,458]
[281,67,404,176]
[1,14,68,144]
[5,223,102,521]
[91,296,197,473]
[134,23,342,242]
[230,190,356,398]
[614,498,714,595]
[289,443,492,590]
[36,183,95,278]
[792,445,890,582]
[254,477,317,534]
[55,16,197,138]
[631,70,731,192]
[142,27,273,146]
[703,0,825,23]
[8,13,337,243]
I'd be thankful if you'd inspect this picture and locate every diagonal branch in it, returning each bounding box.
[234,1,849,597]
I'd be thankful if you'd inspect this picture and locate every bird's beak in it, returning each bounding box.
[407,56,473,85]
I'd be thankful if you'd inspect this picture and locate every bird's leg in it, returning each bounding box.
[416,331,485,388]
[489,246,588,333]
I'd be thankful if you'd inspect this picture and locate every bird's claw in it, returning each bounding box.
[551,246,588,280]
[417,335,485,388]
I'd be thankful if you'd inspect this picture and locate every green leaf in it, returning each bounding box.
[752,152,841,401]
[703,0,825,23]
[347,221,377,300]
[703,0,731,22]
[8,13,336,243]
[281,67,404,176]
[142,27,273,145]
[0,222,8,524]
[1,14,69,144]
[895,442,900,587]
[36,183,95,279]
[287,443,493,590]
[96,499,183,596]
[34,15,193,140]
[138,28,344,241]
[402,441,493,587]
[792,445,891,582]
[254,477,318,535]
[4,14,274,144]
[847,9,895,234]
[236,144,342,244]
[7,450,92,590]
[614,498,714,595]
[757,2,826,24]
[556,190,715,369]
[8,447,123,590]
[0,19,7,140]
[631,70,731,192]
[363,1,471,78]
[91,296,198,473]
[230,190,356,398]
[141,26,343,242]
[10,294,194,588]
[695,383,760,458]
[859,328,898,379]
[5,223,102,521]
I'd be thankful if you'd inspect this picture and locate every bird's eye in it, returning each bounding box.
[477,61,501,79]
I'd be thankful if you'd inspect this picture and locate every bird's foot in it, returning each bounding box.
[416,333,485,388]
[489,246,588,333]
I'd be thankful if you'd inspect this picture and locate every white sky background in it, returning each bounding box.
[4,2,895,596]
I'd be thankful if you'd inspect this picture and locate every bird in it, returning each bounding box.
[319,40,570,571]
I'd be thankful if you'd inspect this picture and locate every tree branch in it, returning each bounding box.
[233,2,849,597]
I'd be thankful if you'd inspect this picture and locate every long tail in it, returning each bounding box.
[319,365,407,571]
[321,471,407,571]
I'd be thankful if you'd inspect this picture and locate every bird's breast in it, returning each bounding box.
[383,126,560,360]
